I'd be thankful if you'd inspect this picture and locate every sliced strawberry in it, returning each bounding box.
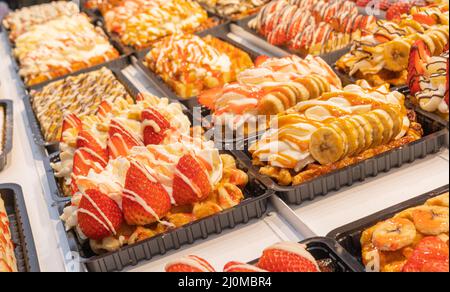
[77,189,123,240]
[136,93,145,102]
[141,108,170,146]
[198,87,224,111]
[172,154,212,206]
[72,148,107,177]
[407,40,431,95]
[76,130,109,162]
[108,134,130,159]
[223,262,267,272]
[412,13,437,26]
[257,242,320,272]
[374,33,391,44]
[122,159,171,225]
[96,100,113,119]
[166,256,215,272]
[108,119,143,156]
[402,237,449,272]
[61,114,82,142]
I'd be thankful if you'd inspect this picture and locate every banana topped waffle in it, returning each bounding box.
[248,0,377,56]
[336,5,449,87]
[408,40,449,120]
[198,55,342,133]
[14,13,119,87]
[197,0,271,20]
[30,67,133,143]
[145,34,254,99]
[0,197,17,272]
[2,1,80,41]
[100,0,218,50]
[53,93,249,253]
[361,192,449,272]
[250,81,423,186]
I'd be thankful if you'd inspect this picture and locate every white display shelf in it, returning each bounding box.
[0,31,448,272]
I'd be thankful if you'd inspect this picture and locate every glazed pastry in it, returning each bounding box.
[249,0,377,55]
[54,93,248,253]
[31,67,133,143]
[250,81,423,186]
[145,34,254,98]
[197,0,271,19]
[199,55,342,133]
[14,14,119,86]
[361,192,449,272]
[101,0,217,50]
[2,1,79,41]
[408,40,449,120]
[336,5,449,86]
[0,196,17,272]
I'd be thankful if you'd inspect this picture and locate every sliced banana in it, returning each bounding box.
[296,77,321,99]
[363,112,385,147]
[258,94,285,115]
[372,109,394,144]
[329,122,350,158]
[333,119,359,157]
[309,126,346,165]
[350,115,373,151]
[347,117,366,155]
[382,105,403,140]
[418,33,436,55]
[383,39,411,72]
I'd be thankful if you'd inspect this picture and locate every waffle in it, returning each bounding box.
[0,197,17,272]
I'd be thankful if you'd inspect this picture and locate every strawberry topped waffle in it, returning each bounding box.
[53,93,248,253]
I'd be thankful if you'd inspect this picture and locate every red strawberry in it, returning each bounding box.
[141,108,170,145]
[122,159,171,225]
[356,0,370,8]
[96,100,113,119]
[412,13,437,26]
[198,87,223,110]
[257,242,320,272]
[224,262,267,272]
[402,237,449,272]
[108,119,143,157]
[77,189,123,240]
[407,40,431,95]
[72,148,107,177]
[386,2,412,22]
[61,114,82,142]
[136,93,145,101]
[165,256,215,272]
[444,43,449,52]
[108,133,131,159]
[76,130,108,162]
[172,154,212,206]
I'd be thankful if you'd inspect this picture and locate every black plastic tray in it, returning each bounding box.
[22,56,139,154]
[233,110,449,205]
[326,184,449,271]
[0,184,40,272]
[135,22,261,111]
[44,151,71,204]
[247,237,365,272]
[234,16,351,65]
[0,100,13,172]
[57,154,273,272]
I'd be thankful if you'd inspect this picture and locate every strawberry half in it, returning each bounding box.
[257,242,320,272]
[108,119,143,158]
[386,2,412,22]
[172,154,212,206]
[412,13,437,26]
[402,237,449,272]
[141,108,170,145]
[198,87,223,111]
[407,40,430,95]
[96,100,113,119]
[60,114,82,142]
[76,130,109,162]
[122,159,171,225]
[166,256,215,272]
[72,148,107,177]
[223,262,267,272]
[77,189,123,240]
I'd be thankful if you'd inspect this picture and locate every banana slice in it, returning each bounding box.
[333,119,359,157]
[292,82,310,102]
[418,33,436,55]
[258,94,285,115]
[363,112,385,147]
[329,122,350,158]
[383,39,411,72]
[350,115,373,151]
[310,126,346,165]
[347,117,366,155]
[372,109,394,144]
[383,106,403,140]
[296,77,321,99]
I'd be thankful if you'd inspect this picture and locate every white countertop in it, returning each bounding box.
[0,31,448,272]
